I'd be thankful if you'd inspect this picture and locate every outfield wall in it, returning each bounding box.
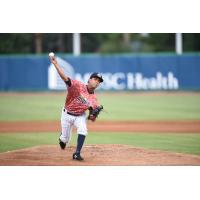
[0,54,200,91]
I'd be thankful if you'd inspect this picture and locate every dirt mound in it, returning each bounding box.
[0,144,200,166]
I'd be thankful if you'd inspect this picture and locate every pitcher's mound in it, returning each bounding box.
[0,144,200,166]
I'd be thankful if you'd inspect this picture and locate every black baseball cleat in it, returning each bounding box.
[59,139,66,150]
[72,153,84,161]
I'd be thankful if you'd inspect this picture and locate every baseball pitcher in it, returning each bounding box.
[49,54,103,161]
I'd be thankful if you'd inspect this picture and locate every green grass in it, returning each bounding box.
[98,93,200,120]
[86,132,200,155]
[0,133,57,152]
[0,94,63,121]
[0,92,200,121]
[0,132,200,156]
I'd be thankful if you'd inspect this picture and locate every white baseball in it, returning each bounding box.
[49,52,55,57]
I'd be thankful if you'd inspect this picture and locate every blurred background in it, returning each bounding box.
[0,33,200,54]
[0,33,200,91]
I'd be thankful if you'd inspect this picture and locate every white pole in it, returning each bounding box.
[73,33,81,56]
[175,33,183,55]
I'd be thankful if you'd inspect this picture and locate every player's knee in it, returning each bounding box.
[77,127,88,136]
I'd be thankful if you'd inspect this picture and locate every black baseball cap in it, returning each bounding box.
[90,72,104,83]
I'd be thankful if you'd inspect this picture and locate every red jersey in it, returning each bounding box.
[65,79,99,115]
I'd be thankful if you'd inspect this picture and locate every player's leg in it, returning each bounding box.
[59,108,74,149]
[59,122,72,149]
[73,114,88,160]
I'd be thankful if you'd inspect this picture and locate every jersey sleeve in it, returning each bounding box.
[66,79,83,97]
[64,78,72,87]
[66,79,78,88]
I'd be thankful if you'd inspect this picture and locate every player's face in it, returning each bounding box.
[88,77,101,89]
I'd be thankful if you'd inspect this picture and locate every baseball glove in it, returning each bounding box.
[88,105,103,122]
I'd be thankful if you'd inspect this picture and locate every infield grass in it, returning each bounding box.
[0,92,200,121]
[0,132,200,156]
